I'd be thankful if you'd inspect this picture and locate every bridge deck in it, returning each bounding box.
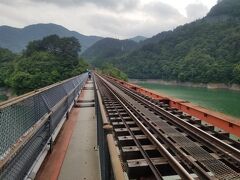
[59,80,100,179]
[37,80,100,180]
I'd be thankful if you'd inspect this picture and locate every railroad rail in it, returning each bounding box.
[95,73,240,180]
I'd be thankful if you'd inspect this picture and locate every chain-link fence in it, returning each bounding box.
[0,73,87,180]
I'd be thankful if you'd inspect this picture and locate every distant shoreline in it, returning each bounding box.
[129,79,240,91]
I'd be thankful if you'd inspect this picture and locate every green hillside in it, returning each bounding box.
[82,38,138,66]
[208,0,240,17]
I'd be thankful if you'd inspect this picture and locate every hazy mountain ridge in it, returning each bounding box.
[129,36,147,42]
[0,23,103,52]
[82,38,138,66]
[207,0,240,17]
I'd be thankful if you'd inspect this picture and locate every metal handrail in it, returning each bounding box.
[0,73,88,179]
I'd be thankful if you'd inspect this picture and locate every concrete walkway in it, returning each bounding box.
[59,80,100,180]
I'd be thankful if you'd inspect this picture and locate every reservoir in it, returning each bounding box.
[0,87,8,102]
[136,82,240,119]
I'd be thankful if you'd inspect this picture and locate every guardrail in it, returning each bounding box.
[94,75,112,180]
[0,73,88,180]
[106,76,240,138]
[94,74,126,180]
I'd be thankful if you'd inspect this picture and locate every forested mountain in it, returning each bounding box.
[0,23,103,52]
[208,0,240,17]
[85,0,240,84]
[82,38,138,66]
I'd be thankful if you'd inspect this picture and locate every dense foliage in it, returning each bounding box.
[208,0,240,17]
[0,35,89,94]
[100,63,128,81]
[0,48,16,86]
[84,0,240,84]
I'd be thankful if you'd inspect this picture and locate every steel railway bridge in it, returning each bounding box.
[0,72,240,180]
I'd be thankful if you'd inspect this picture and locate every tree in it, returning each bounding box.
[25,35,81,58]
[0,48,16,86]
[4,35,88,94]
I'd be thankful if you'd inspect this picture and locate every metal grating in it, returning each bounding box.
[109,79,240,180]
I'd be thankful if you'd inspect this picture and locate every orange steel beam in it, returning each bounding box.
[107,76,240,138]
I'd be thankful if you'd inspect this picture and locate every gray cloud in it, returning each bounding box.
[31,0,139,11]
[0,0,211,39]
[139,2,187,36]
[186,3,209,20]
[81,2,188,38]
[143,2,183,19]
[0,0,31,6]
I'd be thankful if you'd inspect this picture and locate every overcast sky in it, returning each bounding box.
[0,0,217,38]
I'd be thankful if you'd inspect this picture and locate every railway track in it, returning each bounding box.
[95,74,240,180]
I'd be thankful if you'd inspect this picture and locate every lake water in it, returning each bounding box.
[136,82,240,119]
[0,87,8,102]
